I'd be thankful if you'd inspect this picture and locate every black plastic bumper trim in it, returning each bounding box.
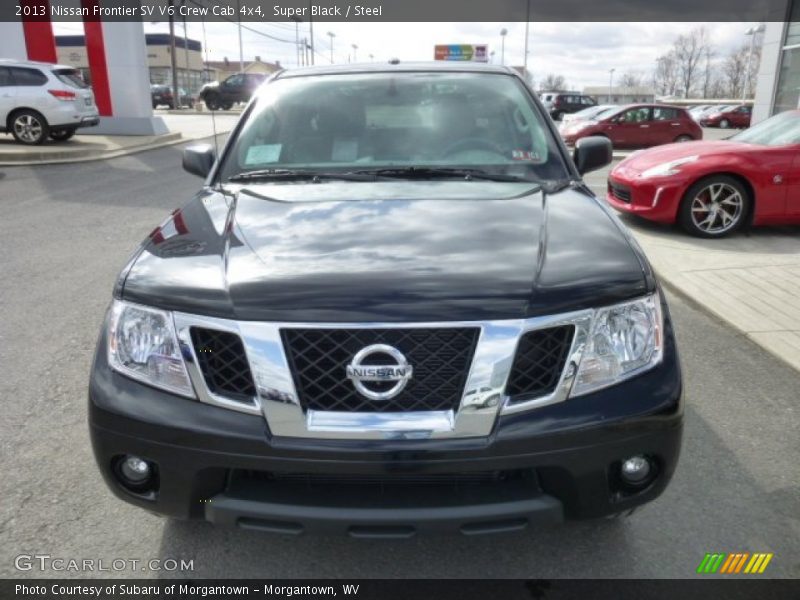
[206,494,563,537]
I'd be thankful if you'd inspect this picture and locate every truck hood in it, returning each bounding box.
[120,181,649,322]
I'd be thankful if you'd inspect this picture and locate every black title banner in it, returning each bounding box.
[4,0,794,22]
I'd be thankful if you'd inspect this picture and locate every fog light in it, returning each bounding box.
[620,455,651,485]
[120,455,151,484]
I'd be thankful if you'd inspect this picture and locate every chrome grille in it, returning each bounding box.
[281,327,480,413]
[505,325,574,403]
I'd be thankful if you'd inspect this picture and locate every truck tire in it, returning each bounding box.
[204,94,221,111]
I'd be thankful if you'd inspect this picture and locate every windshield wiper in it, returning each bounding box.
[347,167,535,182]
[227,169,378,183]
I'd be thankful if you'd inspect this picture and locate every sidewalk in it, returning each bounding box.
[618,215,800,372]
[0,113,238,166]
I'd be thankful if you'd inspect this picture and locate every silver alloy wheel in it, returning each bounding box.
[690,182,744,234]
[719,119,730,129]
[13,114,43,143]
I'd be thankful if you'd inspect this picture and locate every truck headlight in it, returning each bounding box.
[571,293,664,397]
[107,300,195,398]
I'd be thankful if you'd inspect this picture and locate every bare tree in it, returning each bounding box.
[673,27,711,98]
[744,41,762,99]
[619,71,643,88]
[708,75,728,99]
[653,26,761,100]
[723,46,748,99]
[701,45,716,99]
[539,73,568,92]
[653,52,680,97]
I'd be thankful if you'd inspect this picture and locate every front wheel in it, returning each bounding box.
[719,119,730,129]
[10,110,49,145]
[678,175,750,238]
[49,128,76,142]
[674,134,693,143]
[204,94,220,111]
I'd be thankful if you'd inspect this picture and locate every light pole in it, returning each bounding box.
[167,0,179,109]
[236,0,244,73]
[352,44,358,62]
[500,28,508,65]
[523,0,530,79]
[291,17,302,67]
[327,31,335,64]
[608,68,616,103]
[177,0,189,105]
[743,24,765,102]
[308,4,314,65]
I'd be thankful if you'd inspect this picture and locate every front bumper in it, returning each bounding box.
[89,311,683,535]
[606,175,690,224]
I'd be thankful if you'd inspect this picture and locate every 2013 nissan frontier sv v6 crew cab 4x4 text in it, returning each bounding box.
[89,62,682,537]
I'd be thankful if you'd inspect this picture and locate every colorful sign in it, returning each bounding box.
[696,553,774,574]
[434,44,489,63]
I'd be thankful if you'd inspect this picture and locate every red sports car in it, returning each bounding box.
[561,104,702,149]
[700,105,752,129]
[607,110,800,237]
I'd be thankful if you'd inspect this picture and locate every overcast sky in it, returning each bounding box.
[53,21,761,89]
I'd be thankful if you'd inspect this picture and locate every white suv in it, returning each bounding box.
[0,59,99,145]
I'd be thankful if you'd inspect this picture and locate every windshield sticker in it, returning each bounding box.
[245,144,282,165]
[512,150,540,161]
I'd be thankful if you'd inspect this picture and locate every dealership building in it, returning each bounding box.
[55,33,207,93]
[753,4,800,122]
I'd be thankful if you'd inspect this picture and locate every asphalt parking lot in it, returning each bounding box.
[0,140,798,579]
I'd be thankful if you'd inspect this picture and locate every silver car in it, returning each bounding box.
[0,59,99,145]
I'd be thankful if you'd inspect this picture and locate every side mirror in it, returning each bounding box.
[182,144,215,178]
[573,136,612,175]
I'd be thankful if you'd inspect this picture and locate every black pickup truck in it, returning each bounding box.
[198,72,266,111]
[89,62,682,537]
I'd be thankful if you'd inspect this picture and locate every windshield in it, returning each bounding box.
[217,71,567,183]
[53,68,88,89]
[730,111,800,146]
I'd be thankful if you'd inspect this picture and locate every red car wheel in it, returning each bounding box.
[678,175,750,238]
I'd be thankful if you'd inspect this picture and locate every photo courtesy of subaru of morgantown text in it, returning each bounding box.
[1,0,799,592]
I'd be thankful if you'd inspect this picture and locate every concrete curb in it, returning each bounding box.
[0,132,187,166]
[656,268,800,376]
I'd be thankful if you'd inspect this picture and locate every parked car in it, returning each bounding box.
[150,84,175,109]
[0,59,99,145]
[151,85,194,109]
[198,73,267,110]
[89,63,682,532]
[561,104,702,149]
[700,105,752,128]
[178,88,195,108]
[540,91,597,120]
[560,104,617,127]
[607,110,800,237]
[688,105,713,121]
